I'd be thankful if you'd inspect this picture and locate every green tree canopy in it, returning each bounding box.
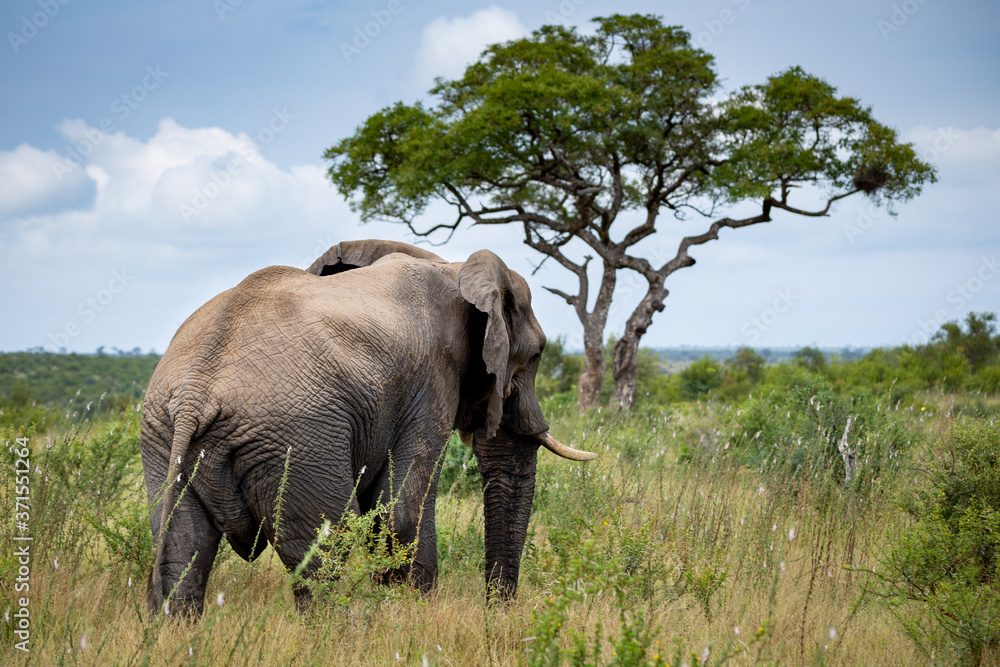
[326,14,936,409]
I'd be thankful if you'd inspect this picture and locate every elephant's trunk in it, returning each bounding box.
[474,432,539,602]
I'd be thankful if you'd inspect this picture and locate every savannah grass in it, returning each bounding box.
[2,388,997,665]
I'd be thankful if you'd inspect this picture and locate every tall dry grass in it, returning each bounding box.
[3,391,993,665]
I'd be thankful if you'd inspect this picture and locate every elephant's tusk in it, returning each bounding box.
[459,431,473,448]
[537,432,598,462]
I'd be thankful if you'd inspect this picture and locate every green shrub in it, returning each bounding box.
[715,347,766,402]
[523,536,765,666]
[877,419,1000,665]
[304,502,415,609]
[438,432,481,497]
[679,357,722,399]
[536,336,584,400]
[523,536,665,667]
[727,371,908,494]
[972,364,1000,395]
[0,382,56,433]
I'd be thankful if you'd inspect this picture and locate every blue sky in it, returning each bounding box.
[1,0,998,354]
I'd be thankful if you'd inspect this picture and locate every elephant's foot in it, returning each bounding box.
[373,561,437,593]
[293,582,314,613]
[374,562,410,588]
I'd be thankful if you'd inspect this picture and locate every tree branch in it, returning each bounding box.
[542,286,578,306]
[660,199,775,277]
[771,188,861,217]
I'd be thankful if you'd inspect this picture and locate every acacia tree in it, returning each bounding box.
[325,14,935,409]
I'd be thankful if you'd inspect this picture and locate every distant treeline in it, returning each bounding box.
[537,312,1000,407]
[643,346,869,365]
[0,350,160,414]
[2,312,997,422]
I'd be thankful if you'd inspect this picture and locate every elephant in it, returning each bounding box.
[140,239,596,615]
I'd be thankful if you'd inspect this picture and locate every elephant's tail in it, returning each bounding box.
[150,412,198,613]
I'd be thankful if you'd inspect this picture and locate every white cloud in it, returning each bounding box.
[1,121,998,353]
[413,6,527,90]
[906,126,1000,166]
[0,117,408,353]
[0,143,93,218]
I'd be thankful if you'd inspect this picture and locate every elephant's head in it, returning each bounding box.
[308,240,595,600]
[454,249,595,600]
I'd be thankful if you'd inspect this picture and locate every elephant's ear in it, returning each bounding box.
[306,240,445,276]
[459,250,515,439]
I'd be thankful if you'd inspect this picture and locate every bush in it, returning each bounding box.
[303,502,415,609]
[438,432,481,497]
[877,419,1000,665]
[0,382,56,433]
[972,364,1000,395]
[523,536,664,667]
[727,370,908,493]
[536,336,584,400]
[679,357,722,399]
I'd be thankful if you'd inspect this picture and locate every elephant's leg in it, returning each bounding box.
[250,449,359,611]
[148,491,222,617]
[280,493,362,613]
[361,439,445,592]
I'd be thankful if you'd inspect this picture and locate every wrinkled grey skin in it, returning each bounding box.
[140,240,593,616]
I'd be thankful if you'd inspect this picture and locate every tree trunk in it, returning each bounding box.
[539,259,615,411]
[609,333,638,410]
[577,327,606,410]
[610,279,666,410]
[576,264,616,410]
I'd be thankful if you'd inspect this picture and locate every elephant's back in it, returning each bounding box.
[145,257,460,430]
